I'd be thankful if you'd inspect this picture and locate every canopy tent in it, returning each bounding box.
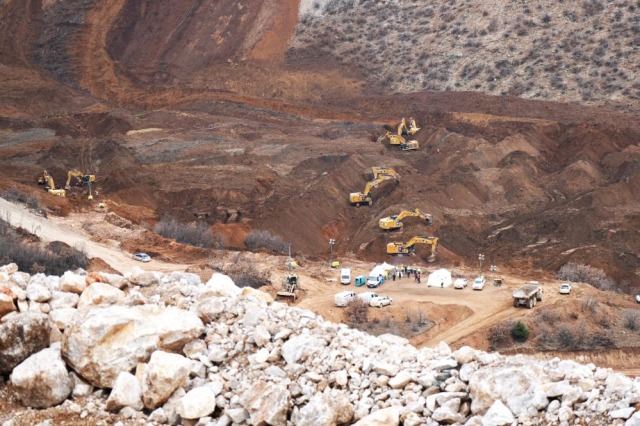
[427,269,452,287]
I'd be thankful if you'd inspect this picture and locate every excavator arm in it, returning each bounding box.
[379,208,432,230]
[387,236,439,262]
[37,170,65,197]
[350,173,398,206]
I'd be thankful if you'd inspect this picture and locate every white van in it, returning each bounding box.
[334,291,356,307]
[356,292,379,303]
[340,268,351,285]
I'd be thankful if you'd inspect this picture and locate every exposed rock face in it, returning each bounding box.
[62,305,204,387]
[10,347,72,408]
[0,312,50,374]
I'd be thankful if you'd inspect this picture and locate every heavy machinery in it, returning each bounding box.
[379,208,433,230]
[386,236,439,262]
[65,170,96,200]
[398,117,420,136]
[349,173,398,207]
[37,170,66,197]
[370,166,399,180]
[376,131,419,151]
[513,282,543,308]
[276,273,300,302]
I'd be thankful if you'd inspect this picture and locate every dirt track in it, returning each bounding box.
[0,198,188,274]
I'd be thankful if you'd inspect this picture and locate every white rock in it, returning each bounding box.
[611,407,636,420]
[253,325,271,346]
[183,339,207,359]
[128,268,159,287]
[59,271,87,294]
[50,308,77,330]
[225,407,249,423]
[26,283,51,303]
[292,393,337,426]
[70,372,93,398]
[107,372,143,412]
[432,398,464,424]
[373,362,400,377]
[454,346,476,365]
[10,347,72,408]
[49,291,79,309]
[141,351,191,409]
[77,282,125,308]
[1,263,18,274]
[469,364,544,414]
[241,380,289,426]
[482,400,515,426]
[62,305,204,387]
[626,411,640,426]
[178,386,218,419]
[388,371,412,389]
[98,272,126,289]
[353,406,400,425]
[335,370,348,387]
[281,334,327,365]
[200,273,241,298]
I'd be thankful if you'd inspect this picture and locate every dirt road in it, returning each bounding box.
[0,198,189,274]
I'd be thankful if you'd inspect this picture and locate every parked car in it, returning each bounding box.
[334,291,356,307]
[370,296,393,307]
[559,283,572,294]
[132,253,151,262]
[472,276,486,290]
[356,292,380,304]
[636,295,640,304]
[454,278,468,289]
[340,268,351,285]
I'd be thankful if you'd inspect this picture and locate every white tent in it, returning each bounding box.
[427,269,452,287]
[379,262,396,271]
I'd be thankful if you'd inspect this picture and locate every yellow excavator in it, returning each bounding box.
[379,208,433,230]
[37,170,66,197]
[349,173,398,207]
[387,236,439,262]
[398,117,420,136]
[370,166,399,180]
[376,132,419,151]
[65,170,96,200]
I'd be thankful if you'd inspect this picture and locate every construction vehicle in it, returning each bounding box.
[379,208,433,230]
[376,131,419,151]
[386,236,439,262]
[398,117,420,136]
[349,173,398,207]
[37,170,66,197]
[513,282,543,308]
[65,170,96,200]
[276,273,300,302]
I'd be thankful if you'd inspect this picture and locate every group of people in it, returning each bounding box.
[391,265,422,283]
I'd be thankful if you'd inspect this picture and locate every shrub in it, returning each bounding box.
[244,230,287,254]
[581,296,599,313]
[345,298,369,323]
[489,321,513,350]
[623,310,639,331]
[0,220,89,275]
[511,321,530,342]
[155,216,221,248]
[224,260,270,289]
[2,188,41,210]
[540,308,560,324]
[556,324,576,348]
[556,262,615,290]
[416,309,428,326]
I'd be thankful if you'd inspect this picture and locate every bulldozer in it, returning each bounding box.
[387,236,439,262]
[276,272,300,302]
[37,170,66,197]
[379,208,433,230]
[65,170,96,200]
[350,172,398,207]
[376,131,419,151]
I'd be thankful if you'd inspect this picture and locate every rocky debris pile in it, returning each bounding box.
[1,262,640,425]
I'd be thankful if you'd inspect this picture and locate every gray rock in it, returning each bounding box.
[0,312,50,374]
[10,347,72,408]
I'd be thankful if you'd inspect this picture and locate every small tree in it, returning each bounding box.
[344,298,369,323]
[511,321,530,343]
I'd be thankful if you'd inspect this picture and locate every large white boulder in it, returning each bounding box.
[241,380,290,425]
[128,268,160,287]
[482,400,515,426]
[292,393,337,426]
[177,385,218,419]
[0,312,50,374]
[353,406,400,426]
[49,291,79,309]
[10,347,72,408]
[281,334,327,365]
[50,308,77,330]
[98,272,126,289]
[141,351,192,409]
[59,271,87,294]
[62,305,204,387]
[106,371,143,412]
[77,282,125,309]
[200,273,241,298]
[26,283,51,303]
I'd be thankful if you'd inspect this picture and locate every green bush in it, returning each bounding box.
[511,321,530,342]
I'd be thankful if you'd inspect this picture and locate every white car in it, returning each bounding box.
[370,296,393,307]
[472,276,486,290]
[132,253,151,262]
[559,283,572,294]
[454,278,468,289]
[636,295,640,304]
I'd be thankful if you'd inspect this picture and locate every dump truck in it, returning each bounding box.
[512,281,543,308]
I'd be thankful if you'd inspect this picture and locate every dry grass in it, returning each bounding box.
[292,0,640,111]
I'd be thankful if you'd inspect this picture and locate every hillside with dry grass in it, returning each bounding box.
[292,0,640,111]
